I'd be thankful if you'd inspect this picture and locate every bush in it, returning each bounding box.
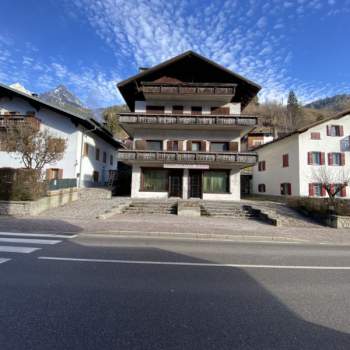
[287,196,350,216]
[0,168,47,201]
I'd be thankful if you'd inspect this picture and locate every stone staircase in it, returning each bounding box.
[200,201,257,219]
[122,199,178,215]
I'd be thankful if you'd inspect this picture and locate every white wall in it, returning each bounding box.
[252,134,300,196]
[134,100,241,115]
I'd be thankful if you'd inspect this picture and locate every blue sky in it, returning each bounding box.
[1,0,350,108]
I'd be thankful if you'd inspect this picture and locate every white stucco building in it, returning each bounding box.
[117,51,260,200]
[0,83,122,187]
[252,109,350,198]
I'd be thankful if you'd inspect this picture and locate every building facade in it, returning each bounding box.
[117,51,260,200]
[0,83,122,187]
[252,110,350,198]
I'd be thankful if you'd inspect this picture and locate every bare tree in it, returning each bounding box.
[0,120,67,178]
[311,166,350,209]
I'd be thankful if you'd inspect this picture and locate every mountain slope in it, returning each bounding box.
[305,94,350,111]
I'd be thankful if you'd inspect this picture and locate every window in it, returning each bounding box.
[191,141,201,152]
[110,154,113,166]
[203,171,229,193]
[146,140,163,151]
[307,152,324,165]
[142,169,168,192]
[191,106,202,115]
[258,161,266,171]
[210,142,229,152]
[328,152,345,166]
[102,151,107,163]
[46,168,63,180]
[333,184,347,198]
[83,143,89,156]
[309,183,325,197]
[282,154,289,167]
[327,125,344,137]
[146,105,165,114]
[311,132,321,140]
[93,171,99,183]
[167,140,179,151]
[280,183,292,195]
[95,148,100,161]
[172,105,183,114]
[258,184,266,193]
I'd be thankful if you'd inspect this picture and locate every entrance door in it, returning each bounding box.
[189,170,202,198]
[169,170,183,197]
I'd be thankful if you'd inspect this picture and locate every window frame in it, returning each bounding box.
[140,168,169,192]
[146,140,163,151]
[210,141,229,152]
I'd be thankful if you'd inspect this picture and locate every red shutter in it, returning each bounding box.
[341,186,347,197]
[326,125,331,136]
[309,183,314,196]
[321,184,326,197]
[339,125,344,137]
[288,183,292,195]
[307,152,312,165]
[341,153,345,166]
[330,184,335,196]
[320,152,325,165]
[328,153,333,165]
[283,154,289,167]
[263,161,266,171]
[166,140,173,151]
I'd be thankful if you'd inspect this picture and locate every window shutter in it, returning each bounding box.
[258,162,261,171]
[166,140,173,151]
[201,141,206,152]
[135,140,146,150]
[328,153,333,165]
[341,186,347,197]
[46,169,52,180]
[341,153,345,165]
[187,140,192,151]
[326,125,331,136]
[58,169,63,179]
[309,183,314,196]
[83,143,89,156]
[288,183,292,195]
[339,126,344,137]
[321,184,326,197]
[320,152,325,165]
[307,152,312,165]
[229,142,239,152]
[330,184,334,196]
[178,141,183,151]
[263,161,266,171]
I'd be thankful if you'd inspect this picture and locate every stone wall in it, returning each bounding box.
[0,188,78,216]
[327,215,350,229]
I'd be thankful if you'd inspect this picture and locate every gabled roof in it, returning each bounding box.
[117,50,261,110]
[253,108,350,151]
[0,82,123,149]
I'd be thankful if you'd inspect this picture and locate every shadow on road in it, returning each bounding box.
[0,238,349,350]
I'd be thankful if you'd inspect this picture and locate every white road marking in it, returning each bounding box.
[0,258,11,264]
[0,232,76,239]
[0,238,61,245]
[0,246,41,254]
[38,256,350,270]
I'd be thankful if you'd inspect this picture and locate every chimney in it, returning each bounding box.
[139,67,149,73]
[32,93,38,97]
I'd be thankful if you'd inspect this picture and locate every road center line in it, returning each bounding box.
[38,256,350,270]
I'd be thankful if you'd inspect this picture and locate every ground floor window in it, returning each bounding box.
[141,168,168,192]
[258,184,266,193]
[280,183,291,195]
[203,170,229,193]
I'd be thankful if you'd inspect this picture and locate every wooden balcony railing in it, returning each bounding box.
[0,115,40,129]
[119,113,257,127]
[118,150,257,165]
[140,82,236,96]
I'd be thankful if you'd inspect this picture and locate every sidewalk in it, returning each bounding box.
[1,213,350,245]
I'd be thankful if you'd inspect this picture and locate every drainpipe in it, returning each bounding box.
[78,124,97,188]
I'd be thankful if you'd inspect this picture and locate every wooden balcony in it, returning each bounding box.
[139,82,236,102]
[0,115,40,129]
[118,150,257,169]
[119,113,257,134]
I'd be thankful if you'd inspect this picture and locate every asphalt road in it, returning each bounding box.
[0,233,350,349]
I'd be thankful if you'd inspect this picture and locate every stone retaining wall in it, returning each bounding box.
[0,188,79,216]
[327,215,350,229]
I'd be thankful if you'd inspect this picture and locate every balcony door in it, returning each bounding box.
[189,170,202,198]
[168,170,183,198]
